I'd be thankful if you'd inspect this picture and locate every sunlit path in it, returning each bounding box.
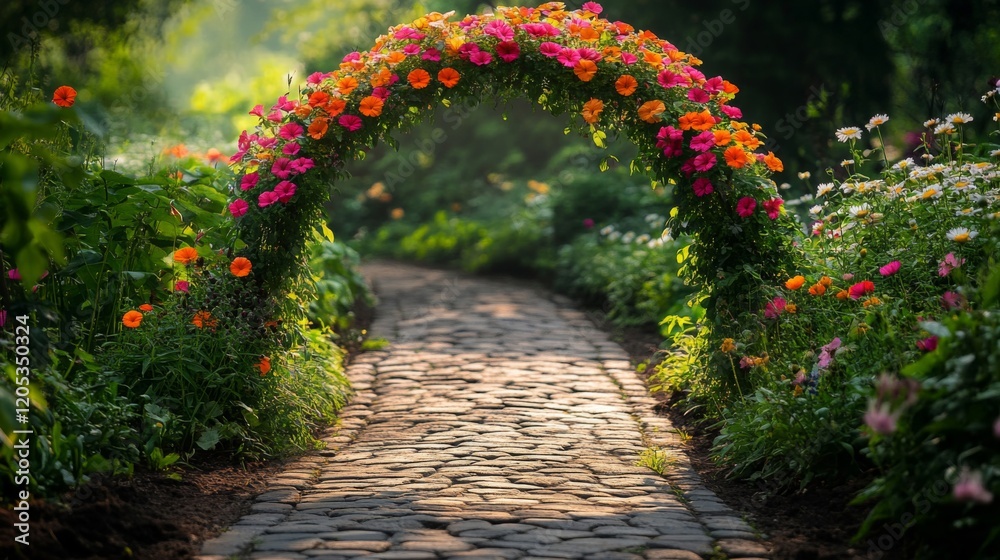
[199,262,769,560]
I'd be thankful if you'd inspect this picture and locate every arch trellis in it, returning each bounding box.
[228,2,800,331]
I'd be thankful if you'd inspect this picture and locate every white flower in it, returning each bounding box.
[947,112,974,124]
[841,159,854,168]
[992,149,1000,157]
[921,153,934,161]
[622,232,636,244]
[919,185,943,200]
[924,118,939,128]
[816,183,835,197]
[835,127,863,142]
[934,122,956,135]
[947,227,978,243]
[892,158,915,170]
[636,234,651,244]
[600,225,615,236]
[955,208,981,217]
[608,231,622,242]
[798,171,811,180]
[866,114,889,130]
[848,204,871,218]
[779,182,792,190]
[809,205,824,216]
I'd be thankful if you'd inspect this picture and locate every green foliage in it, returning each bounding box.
[308,238,374,331]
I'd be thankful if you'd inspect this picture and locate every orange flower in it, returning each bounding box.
[581,98,605,124]
[52,85,77,108]
[192,311,218,329]
[638,100,666,123]
[359,96,384,117]
[733,129,762,150]
[258,356,271,376]
[308,117,330,140]
[390,208,405,220]
[678,110,715,131]
[721,80,740,95]
[836,289,850,300]
[785,275,806,290]
[371,67,393,87]
[642,49,663,66]
[173,247,199,265]
[408,69,431,89]
[763,151,784,172]
[578,27,600,41]
[438,68,461,88]
[336,77,358,96]
[139,304,154,312]
[308,91,330,108]
[786,303,798,314]
[386,51,406,65]
[164,144,189,158]
[323,99,346,117]
[294,104,312,118]
[713,129,732,146]
[724,146,751,169]
[819,276,833,287]
[615,75,638,96]
[122,310,143,328]
[808,283,827,296]
[574,59,598,82]
[230,257,252,277]
[445,37,465,56]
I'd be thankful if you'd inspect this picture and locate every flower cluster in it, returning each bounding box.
[227,2,783,237]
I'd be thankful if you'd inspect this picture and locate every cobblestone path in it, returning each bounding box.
[199,263,770,560]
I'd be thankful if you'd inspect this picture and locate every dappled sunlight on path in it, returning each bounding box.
[199,262,769,560]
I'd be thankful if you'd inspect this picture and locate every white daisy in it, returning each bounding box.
[921,153,934,161]
[835,127,863,142]
[934,122,956,135]
[636,234,651,244]
[622,232,636,244]
[816,183,835,197]
[866,114,889,130]
[892,158,915,171]
[608,231,622,242]
[809,205,824,216]
[947,227,978,243]
[924,118,939,128]
[841,159,854,168]
[798,171,811,180]
[600,225,615,236]
[947,112,974,124]
[955,208,981,217]
[779,182,792,190]
[992,149,1000,157]
[919,185,943,200]
[848,204,871,218]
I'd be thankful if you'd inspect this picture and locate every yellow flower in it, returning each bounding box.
[720,338,736,353]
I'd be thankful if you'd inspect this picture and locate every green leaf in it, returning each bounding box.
[196,427,221,451]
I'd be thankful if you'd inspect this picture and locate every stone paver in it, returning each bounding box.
[199,263,770,560]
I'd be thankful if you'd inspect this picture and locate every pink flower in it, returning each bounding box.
[739,356,755,369]
[240,172,259,191]
[258,191,279,208]
[339,115,363,132]
[703,76,724,93]
[620,52,638,65]
[583,218,595,229]
[842,273,855,281]
[403,44,421,56]
[8,269,21,281]
[342,51,361,63]
[582,1,603,14]
[271,158,293,179]
[371,86,390,100]
[864,401,898,435]
[692,178,714,197]
[496,41,521,63]
[849,280,875,299]
[657,70,686,88]
[916,336,939,352]
[290,157,314,174]
[941,291,966,311]
[688,88,710,103]
[274,181,297,203]
[539,42,562,58]
[266,109,283,122]
[306,71,328,85]
[879,260,902,276]
[684,66,706,82]
[422,48,442,61]
[938,252,966,277]
[273,95,295,112]
[278,123,303,140]
[720,105,743,119]
[577,47,601,62]
[657,125,683,145]
[557,47,581,67]
[764,296,787,319]
[394,27,424,40]
[690,130,716,152]
[174,280,190,293]
[229,199,249,218]
[736,197,757,218]
[818,337,842,369]
[522,22,561,38]
[458,43,480,60]
[692,152,717,172]
[0,309,6,328]
[257,137,278,150]
[248,104,265,117]
[954,469,994,504]
[282,142,300,156]
[763,198,784,220]
[470,51,493,66]
[484,20,514,41]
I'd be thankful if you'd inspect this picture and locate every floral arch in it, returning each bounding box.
[227,2,799,328]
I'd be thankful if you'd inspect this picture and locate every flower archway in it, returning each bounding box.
[228,1,799,329]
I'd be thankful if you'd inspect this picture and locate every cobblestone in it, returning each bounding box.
[199,263,769,559]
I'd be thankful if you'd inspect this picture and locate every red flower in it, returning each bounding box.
[736,197,757,218]
[52,86,77,108]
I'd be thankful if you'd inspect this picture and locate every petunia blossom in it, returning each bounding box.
[469,51,493,66]
[274,181,297,204]
[954,469,994,504]
[174,280,190,293]
[278,122,304,140]
[736,197,757,218]
[289,157,314,174]
[557,47,581,67]
[496,41,521,62]
[916,336,938,352]
[229,199,249,218]
[258,191,280,208]
[271,158,293,179]
[764,296,787,319]
[539,42,562,58]
[864,401,898,435]
[763,198,784,220]
[692,152,716,172]
[339,115,363,132]
[941,291,966,311]
[690,131,716,152]
[692,178,714,197]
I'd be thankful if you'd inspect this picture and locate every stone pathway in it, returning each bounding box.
[198,262,770,560]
